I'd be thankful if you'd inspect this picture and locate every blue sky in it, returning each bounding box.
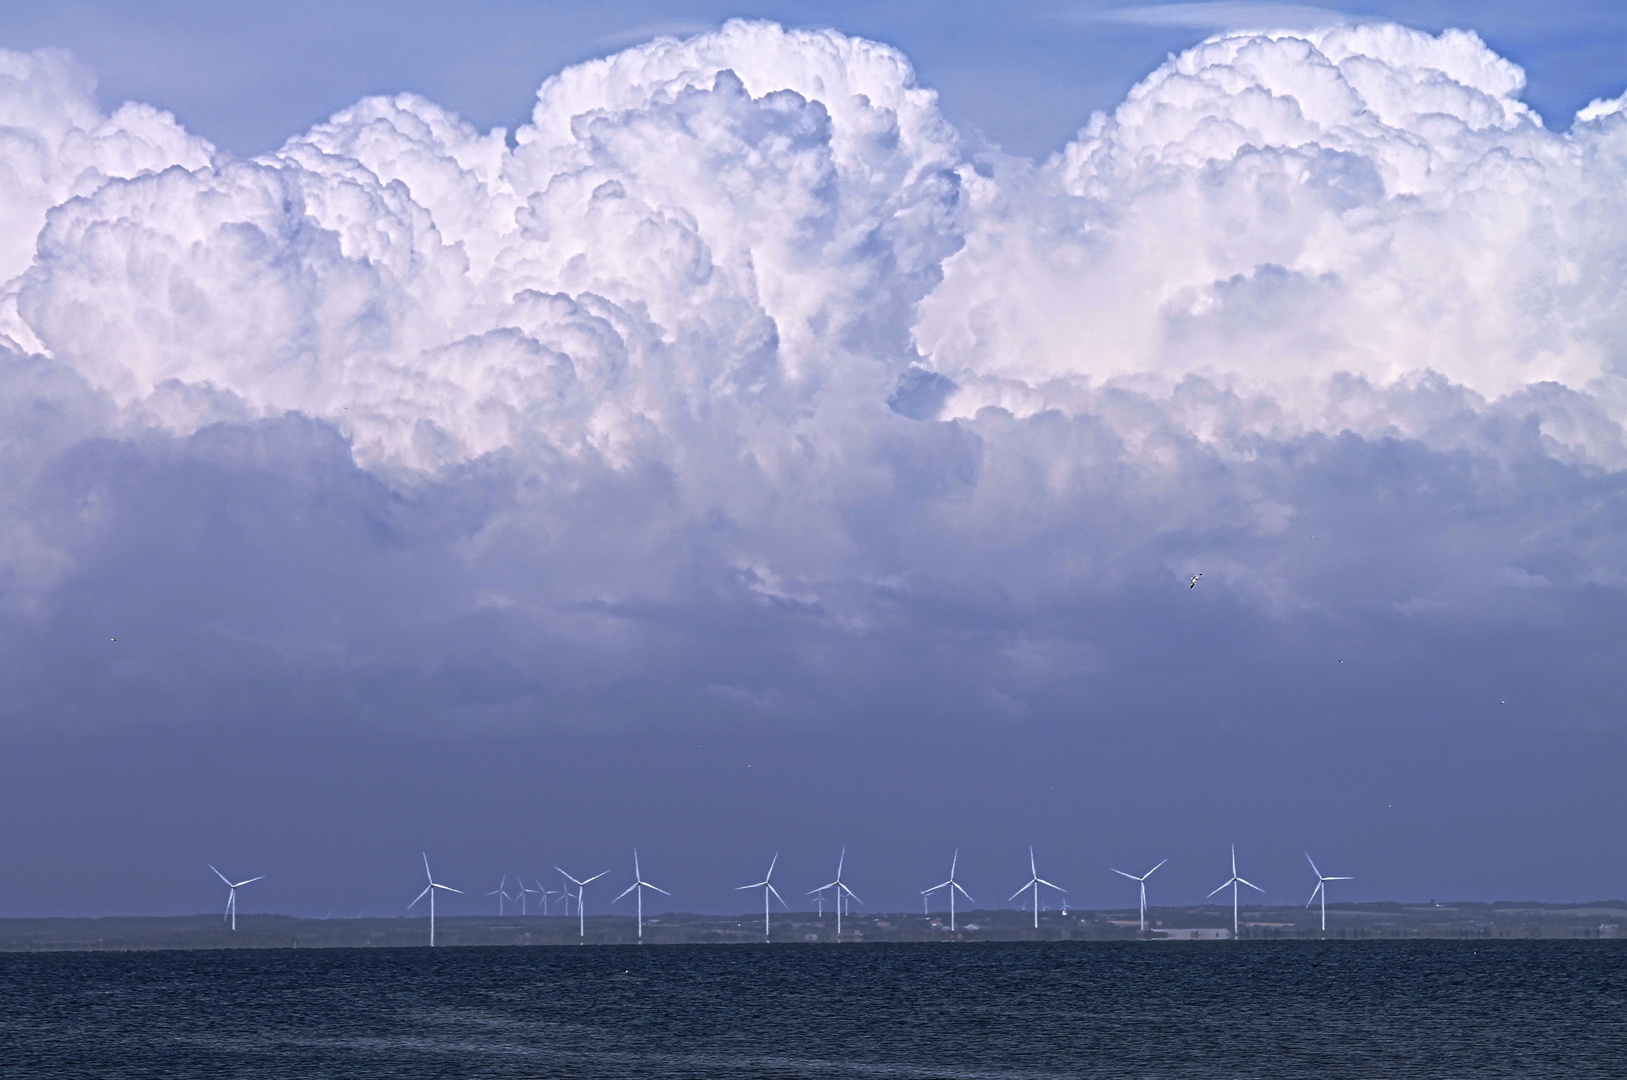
[4,2,1627,158]
[2,2,1627,919]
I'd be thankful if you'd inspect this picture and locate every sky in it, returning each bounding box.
[2,1,1627,920]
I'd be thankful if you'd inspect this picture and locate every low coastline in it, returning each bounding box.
[2,901,1620,951]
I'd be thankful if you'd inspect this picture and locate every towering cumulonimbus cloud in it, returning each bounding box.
[3,20,1627,732]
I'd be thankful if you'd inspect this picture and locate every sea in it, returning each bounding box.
[3,940,1621,1078]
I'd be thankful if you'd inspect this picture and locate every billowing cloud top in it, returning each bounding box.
[3,21,1626,732]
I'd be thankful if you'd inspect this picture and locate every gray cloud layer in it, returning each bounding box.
[3,20,1627,744]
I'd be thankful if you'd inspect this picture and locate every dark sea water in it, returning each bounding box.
[4,940,1623,1078]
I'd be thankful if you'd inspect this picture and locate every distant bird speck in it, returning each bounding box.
[1189,574,1202,588]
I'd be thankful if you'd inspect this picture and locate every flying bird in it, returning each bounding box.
[1189,574,1202,588]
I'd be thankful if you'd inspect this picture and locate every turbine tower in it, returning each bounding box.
[1305,853,1353,932]
[809,848,862,938]
[1110,859,1167,932]
[409,853,462,947]
[1207,845,1263,938]
[1009,847,1065,929]
[735,853,788,941]
[208,865,263,931]
[922,850,975,932]
[612,849,670,941]
[556,867,607,938]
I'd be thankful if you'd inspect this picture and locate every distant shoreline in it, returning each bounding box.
[1,902,1620,951]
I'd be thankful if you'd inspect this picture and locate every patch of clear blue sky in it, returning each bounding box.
[2,1,1626,159]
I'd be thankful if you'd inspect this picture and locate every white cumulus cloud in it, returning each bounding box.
[2,21,1627,732]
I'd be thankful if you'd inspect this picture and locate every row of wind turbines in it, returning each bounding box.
[211,846,1353,945]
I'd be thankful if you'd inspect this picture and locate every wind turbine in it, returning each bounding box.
[409,853,462,947]
[1110,859,1167,932]
[735,853,787,941]
[1009,847,1065,929]
[613,849,670,941]
[209,865,263,931]
[1207,845,1263,938]
[518,878,541,915]
[486,873,516,915]
[922,850,975,931]
[809,848,862,938]
[556,866,606,938]
[1305,853,1352,932]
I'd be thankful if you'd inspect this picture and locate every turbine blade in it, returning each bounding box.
[1306,883,1322,908]
[434,884,462,894]
[1237,877,1264,893]
[953,882,974,902]
[1305,853,1321,878]
[613,884,637,903]
[647,884,671,896]
[1111,869,1138,880]
[1207,880,1233,898]
[234,876,264,888]
[1009,884,1031,902]
[767,884,786,906]
[554,867,580,885]
[210,865,231,886]
[736,881,768,891]
[1035,877,1060,890]
[767,853,778,877]
[1146,859,1167,877]
[409,886,431,908]
[1328,876,1353,881]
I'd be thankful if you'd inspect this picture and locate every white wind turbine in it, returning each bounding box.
[1207,845,1263,938]
[518,878,541,915]
[809,848,862,938]
[922,850,975,932]
[209,865,263,931]
[735,853,788,941]
[1110,859,1168,932]
[1009,847,1065,929]
[1305,853,1353,932]
[486,873,516,915]
[556,866,607,938]
[613,849,670,941]
[409,853,463,947]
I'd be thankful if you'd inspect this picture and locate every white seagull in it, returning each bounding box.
[1189,574,1203,588]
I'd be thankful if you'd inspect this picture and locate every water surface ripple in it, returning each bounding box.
[4,940,1622,1078]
